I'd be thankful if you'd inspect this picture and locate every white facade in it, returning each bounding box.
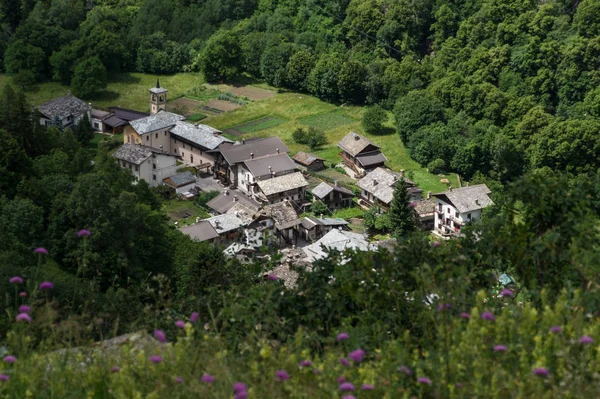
[237,165,257,196]
[434,198,482,236]
[40,109,91,129]
[118,153,177,187]
[171,136,215,167]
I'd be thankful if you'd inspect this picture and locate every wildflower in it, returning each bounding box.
[190,312,199,323]
[580,335,594,344]
[398,365,413,376]
[348,349,365,363]
[19,292,27,297]
[175,320,185,329]
[39,281,54,290]
[437,303,451,312]
[111,367,120,373]
[3,355,16,364]
[77,229,91,237]
[500,288,513,297]
[339,358,350,367]
[533,368,549,377]
[549,326,562,333]
[267,274,278,281]
[337,332,350,341]
[299,360,312,367]
[234,392,248,399]
[431,241,441,247]
[153,329,167,343]
[175,376,183,384]
[201,374,215,383]
[493,345,507,352]
[0,374,9,381]
[339,382,355,391]
[481,311,495,321]
[408,202,416,208]
[275,370,290,381]
[34,247,48,255]
[16,313,31,323]
[233,382,247,392]
[455,383,463,388]
[149,355,162,364]
[361,384,374,390]
[9,276,23,284]
[460,312,471,319]
[417,377,432,385]
[337,376,346,383]
[18,305,31,313]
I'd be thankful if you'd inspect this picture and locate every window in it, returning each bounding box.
[153,174,156,180]
[155,133,158,139]
[153,164,156,170]
[467,213,472,221]
[183,144,186,150]
[182,152,184,158]
[121,161,126,167]
[455,211,459,218]
[135,165,139,171]
[164,131,167,136]
[93,122,99,129]
[190,155,193,163]
[174,149,177,154]
[447,207,450,214]
[174,139,177,144]
[146,136,149,141]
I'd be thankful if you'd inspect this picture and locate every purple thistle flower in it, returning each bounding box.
[337,332,350,341]
[437,303,451,312]
[481,311,495,321]
[275,370,290,381]
[19,291,27,297]
[190,312,199,323]
[493,345,507,352]
[431,241,441,247]
[175,376,183,383]
[339,382,355,391]
[417,377,432,385]
[348,349,366,363]
[111,367,120,373]
[398,365,413,376]
[18,305,31,313]
[153,329,167,343]
[39,281,54,290]
[34,247,48,255]
[3,355,16,364]
[299,360,312,367]
[339,357,350,367]
[580,335,594,344]
[337,376,346,383]
[0,374,9,381]
[149,355,162,364]
[549,325,562,333]
[234,392,248,399]
[361,384,374,390]
[9,276,23,284]
[267,274,278,281]
[460,312,471,319]
[201,374,215,383]
[16,313,31,323]
[77,229,91,237]
[533,368,549,377]
[175,320,185,329]
[233,382,247,392]
[500,288,514,298]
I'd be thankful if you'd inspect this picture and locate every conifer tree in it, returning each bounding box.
[389,179,416,239]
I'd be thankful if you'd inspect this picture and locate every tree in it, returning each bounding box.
[308,52,343,102]
[337,60,367,104]
[50,44,78,84]
[260,43,296,87]
[292,127,327,150]
[3,40,46,79]
[75,114,94,145]
[362,105,387,133]
[310,200,330,216]
[286,49,315,91]
[199,30,242,82]
[0,0,22,33]
[393,90,445,142]
[71,57,107,98]
[389,179,416,239]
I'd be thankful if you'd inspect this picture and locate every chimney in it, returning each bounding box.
[393,175,398,182]
[241,139,245,144]
[250,152,254,159]
[373,179,378,186]
[268,165,272,173]
[276,148,280,154]
[427,191,432,200]
[466,182,469,187]
[334,180,338,187]
[159,145,163,151]
[475,199,480,205]
[400,169,405,177]
[320,214,324,219]
[234,195,238,202]
[353,133,360,141]
[224,189,229,196]
[215,221,220,229]
[195,217,200,224]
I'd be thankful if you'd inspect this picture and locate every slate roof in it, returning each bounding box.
[206,191,261,214]
[357,167,415,205]
[164,171,196,188]
[207,213,246,234]
[220,137,289,165]
[92,109,110,119]
[226,202,258,224]
[317,218,349,226]
[38,93,90,120]
[108,107,150,121]
[292,151,324,166]
[338,132,380,157]
[261,201,299,230]
[180,222,219,242]
[103,116,128,128]
[243,153,297,178]
[356,151,387,167]
[256,171,308,196]
[113,144,174,165]
[170,121,231,150]
[433,184,494,213]
[129,111,185,135]
[411,198,436,216]
[311,182,353,200]
[302,229,376,263]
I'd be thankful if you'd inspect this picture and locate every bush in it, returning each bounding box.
[72,56,107,98]
[362,104,387,134]
[427,158,447,174]
[310,200,330,216]
[196,190,219,208]
[292,127,327,150]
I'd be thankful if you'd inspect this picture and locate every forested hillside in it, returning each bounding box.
[2,0,600,184]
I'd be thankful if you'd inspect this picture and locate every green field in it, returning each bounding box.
[228,116,288,134]
[299,111,356,131]
[162,199,209,227]
[187,113,207,122]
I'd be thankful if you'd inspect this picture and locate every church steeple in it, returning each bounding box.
[149,80,168,115]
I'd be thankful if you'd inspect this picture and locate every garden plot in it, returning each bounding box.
[299,111,355,131]
[224,116,288,136]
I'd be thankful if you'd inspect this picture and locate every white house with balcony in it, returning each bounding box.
[113,144,178,187]
[433,184,493,237]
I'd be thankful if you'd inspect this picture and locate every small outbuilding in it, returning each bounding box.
[163,171,197,194]
[292,151,326,171]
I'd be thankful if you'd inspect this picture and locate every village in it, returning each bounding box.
[37,82,494,281]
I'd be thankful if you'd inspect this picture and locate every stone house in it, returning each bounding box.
[38,92,91,129]
[356,167,419,210]
[311,181,354,210]
[292,151,325,171]
[113,144,178,187]
[338,132,387,176]
[433,184,494,237]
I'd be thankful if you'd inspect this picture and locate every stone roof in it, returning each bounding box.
[180,221,219,242]
[220,137,289,165]
[113,144,175,165]
[311,182,353,200]
[129,111,185,135]
[108,107,150,121]
[292,151,324,166]
[317,218,349,226]
[433,184,494,213]
[206,190,260,214]
[256,171,308,196]
[356,151,387,167]
[163,171,196,188]
[411,198,435,216]
[338,132,380,157]
[357,167,414,205]
[243,153,297,178]
[302,229,376,263]
[170,121,231,150]
[226,202,258,224]
[92,109,110,119]
[38,93,90,120]
[205,213,246,235]
[261,200,299,229]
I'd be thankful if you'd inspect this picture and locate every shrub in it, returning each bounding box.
[293,127,327,150]
[427,158,447,174]
[310,200,330,216]
[362,104,388,134]
[196,190,219,208]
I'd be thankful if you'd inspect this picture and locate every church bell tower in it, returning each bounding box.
[149,79,168,115]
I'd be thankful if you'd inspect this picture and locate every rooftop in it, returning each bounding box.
[243,153,297,178]
[356,151,387,168]
[411,198,436,216]
[256,171,308,196]
[92,109,110,119]
[292,151,324,166]
[302,229,376,263]
[226,202,258,224]
[338,132,380,157]
[220,137,289,165]
[113,144,174,165]
[433,184,494,213]
[357,167,415,205]
[129,111,185,135]
[180,221,219,242]
[170,121,231,150]
[311,182,353,200]
[108,107,150,122]
[38,93,90,120]
[261,200,299,229]
[206,190,261,214]
[163,171,196,188]
[207,213,246,234]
